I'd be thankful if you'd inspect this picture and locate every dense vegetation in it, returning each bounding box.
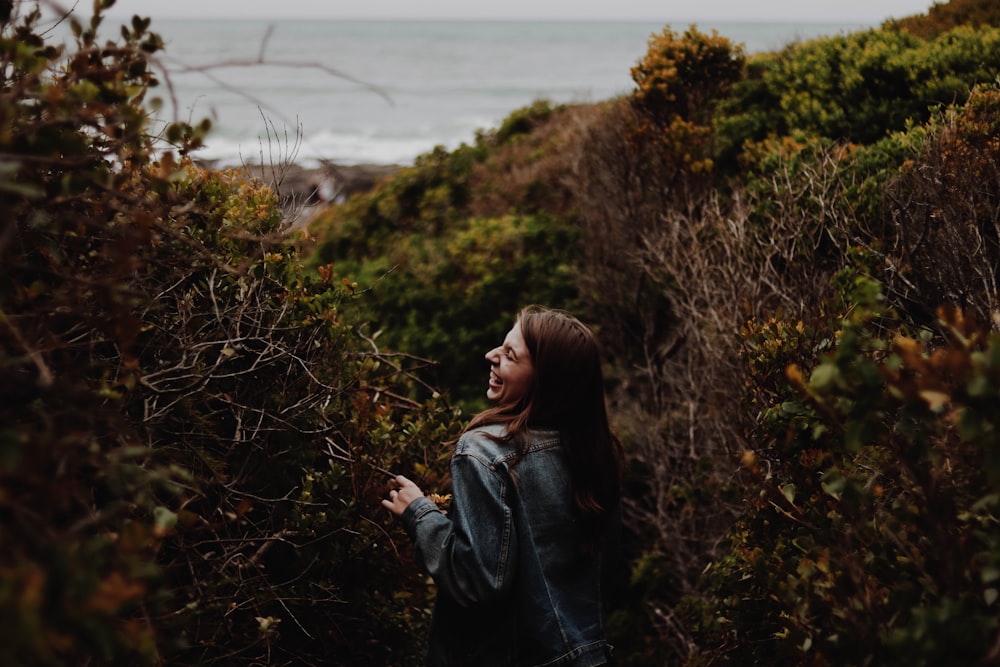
[4,0,1000,664]
[1,2,459,664]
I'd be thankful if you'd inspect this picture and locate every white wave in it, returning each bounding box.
[190,119,500,168]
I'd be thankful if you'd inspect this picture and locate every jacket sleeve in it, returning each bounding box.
[400,435,517,607]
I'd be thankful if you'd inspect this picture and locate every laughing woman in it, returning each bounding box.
[382,305,624,667]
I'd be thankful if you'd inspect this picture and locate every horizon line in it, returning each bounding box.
[102,15,887,26]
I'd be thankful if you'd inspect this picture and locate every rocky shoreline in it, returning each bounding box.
[198,159,402,226]
[270,161,401,206]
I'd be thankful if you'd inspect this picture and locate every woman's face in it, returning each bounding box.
[485,321,535,405]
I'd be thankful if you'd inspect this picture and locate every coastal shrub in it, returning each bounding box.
[576,27,745,374]
[623,14,1000,662]
[467,102,596,220]
[487,98,556,146]
[0,4,197,660]
[315,210,580,410]
[573,87,869,662]
[578,25,753,382]
[688,268,1000,666]
[1,2,461,664]
[311,142,487,261]
[307,103,590,409]
[630,25,745,177]
[571,21,895,657]
[738,125,925,265]
[882,84,1000,322]
[891,0,1000,39]
[126,166,462,665]
[307,99,569,264]
[573,98,680,393]
[831,125,927,235]
[716,24,1000,171]
[632,25,745,127]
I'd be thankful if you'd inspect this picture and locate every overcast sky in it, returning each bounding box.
[100,0,936,24]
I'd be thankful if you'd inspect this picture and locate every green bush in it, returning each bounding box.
[632,24,745,126]
[307,102,584,410]
[315,210,579,411]
[630,25,745,178]
[689,265,1000,666]
[716,25,1000,171]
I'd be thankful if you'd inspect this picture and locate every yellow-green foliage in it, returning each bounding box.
[629,25,745,176]
[632,25,745,125]
[716,24,1000,171]
[323,208,579,411]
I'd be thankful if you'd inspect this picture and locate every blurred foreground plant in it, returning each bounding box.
[1,2,459,664]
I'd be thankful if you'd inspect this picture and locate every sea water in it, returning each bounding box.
[138,19,869,167]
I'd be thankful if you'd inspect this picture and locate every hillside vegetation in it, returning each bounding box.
[4,0,1000,664]
[308,1,1000,664]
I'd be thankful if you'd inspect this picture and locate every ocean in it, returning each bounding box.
[137,19,870,167]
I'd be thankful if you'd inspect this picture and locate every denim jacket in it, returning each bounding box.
[401,424,618,667]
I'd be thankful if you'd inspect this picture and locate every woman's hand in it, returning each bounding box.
[381,474,425,517]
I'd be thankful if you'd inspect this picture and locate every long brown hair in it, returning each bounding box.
[467,305,623,544]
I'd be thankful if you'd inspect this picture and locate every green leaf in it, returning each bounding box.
[781,483,797,504]
[153,506,177,532]
[966,375,991,398]
[809,362,840,390]
[821,471,846,500]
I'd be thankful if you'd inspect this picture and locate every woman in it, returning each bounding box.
[382,305,624,666]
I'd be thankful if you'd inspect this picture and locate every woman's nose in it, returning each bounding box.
[485,346,500,363]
